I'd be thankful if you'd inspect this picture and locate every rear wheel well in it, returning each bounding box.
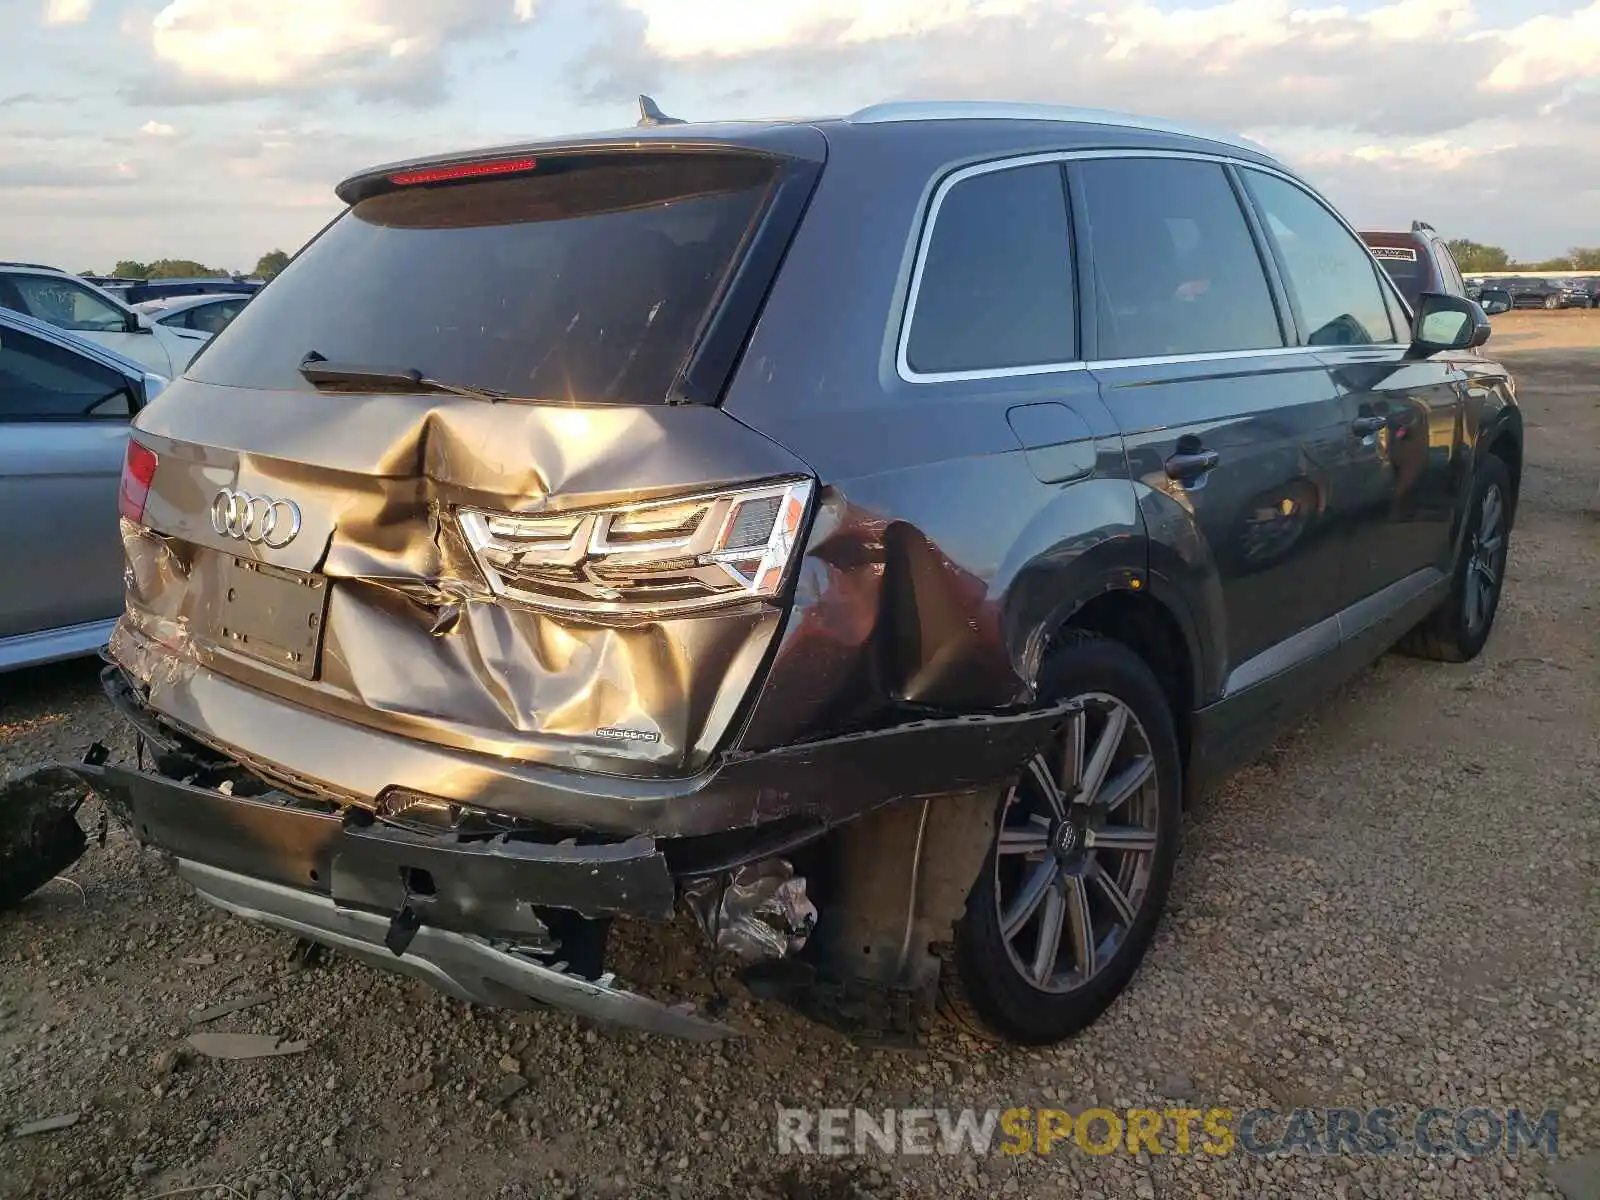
[1053,590,1195,790]
[1486,431,1522,517]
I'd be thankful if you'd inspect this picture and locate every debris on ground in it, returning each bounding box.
[183,1033,310,1061]
[9,1114,80,1139]
[187,992,273,1025]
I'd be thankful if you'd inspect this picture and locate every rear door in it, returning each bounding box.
[0,323,135,637]
[1076,154,1354,703]
[1239,168,1464,642]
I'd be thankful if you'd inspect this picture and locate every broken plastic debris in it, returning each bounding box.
[187,992,272,1025]
[10,1113,80,1138]
[684,858,817,963]
[185,1032,309,1060]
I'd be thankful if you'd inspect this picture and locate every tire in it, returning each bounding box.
[942,633,1182,1045]
[1398,454,1513,663]
[0,806,86,913]
[1544,294,1560,310]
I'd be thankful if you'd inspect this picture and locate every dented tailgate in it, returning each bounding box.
[110,142,824,788]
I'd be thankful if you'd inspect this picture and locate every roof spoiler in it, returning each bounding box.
[637,95,686,128]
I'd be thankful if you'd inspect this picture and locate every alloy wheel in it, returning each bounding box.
[992,694,1161,994]
[1464,482,1506,636]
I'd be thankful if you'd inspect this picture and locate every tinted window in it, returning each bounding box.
[1435,242,1466,297]
[0,326,132,419]
[906,162,1075,373]
[9,275,128,333]
[190,153,777,405]
[1368,243,1428,308]
[1244,171,1396,346]
[1078,158,1282,360]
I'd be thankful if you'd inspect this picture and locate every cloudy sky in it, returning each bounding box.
[2,0,1597,273]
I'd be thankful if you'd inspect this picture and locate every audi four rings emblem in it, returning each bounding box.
[210,487,302,549]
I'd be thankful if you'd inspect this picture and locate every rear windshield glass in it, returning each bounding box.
[191,152,777,404]
[1366,245,1427,306]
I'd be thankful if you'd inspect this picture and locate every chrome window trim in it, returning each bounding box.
[897,148,1318,384]
[847,102,1272,159]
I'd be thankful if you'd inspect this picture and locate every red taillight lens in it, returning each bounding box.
[388,157,538,186]
[118,440,158,524]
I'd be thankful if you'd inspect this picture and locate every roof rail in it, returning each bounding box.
[845,101,1269,156]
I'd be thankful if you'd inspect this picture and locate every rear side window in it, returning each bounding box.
[1077,158,1283,360]
[905,162,1076,375]
[1244,171,1397,347]
[191,153,778,404]
[0,326,133,420]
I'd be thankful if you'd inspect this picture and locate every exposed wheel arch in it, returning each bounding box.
[1047,588,1198,795]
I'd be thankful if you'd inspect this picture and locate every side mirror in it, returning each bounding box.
[1412,292,1491,353]
[125,311,154,334]
[1479,289,1512,316]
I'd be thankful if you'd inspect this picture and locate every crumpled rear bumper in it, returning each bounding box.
[58,757,731,1038]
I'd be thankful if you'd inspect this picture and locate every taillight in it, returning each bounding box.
[389,157,538,186]
[458,479,813,617]
[118,440,158,524]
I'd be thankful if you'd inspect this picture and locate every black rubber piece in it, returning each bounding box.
[0,803,87,913]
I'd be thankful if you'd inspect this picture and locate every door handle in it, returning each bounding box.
[1350,414,1388,436]
[1164,449,1221,480]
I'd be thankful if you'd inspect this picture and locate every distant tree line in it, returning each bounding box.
[80,250,292,281]
[1448,240,1600,273]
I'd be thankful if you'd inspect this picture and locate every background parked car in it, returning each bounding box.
[1359,221,1467,309]
[133,292,251,344]
[1556,278,1598,309]
[1502,276,1564,309]
[114,277,264,305]
[0,264,201,377]
[0,307,167,670]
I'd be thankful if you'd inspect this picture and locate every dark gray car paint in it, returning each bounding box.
[69,112,1520,862]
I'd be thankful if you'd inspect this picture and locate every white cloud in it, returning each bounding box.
[1486,1,1600,89]
[139,119,177,136]
[44,0,92,23]
[622,0,1600,110]
[144,0,536,94]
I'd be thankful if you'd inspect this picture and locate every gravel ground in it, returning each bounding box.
[2,312,1597,1200]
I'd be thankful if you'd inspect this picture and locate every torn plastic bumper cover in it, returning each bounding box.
[54,756,733,1037]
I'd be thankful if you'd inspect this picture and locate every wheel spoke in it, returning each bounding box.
[1464,570,1481,627]
[1093,754,1154,815]
[1064,873,1096,978]
[1078,704,1129,804]
[1026,752,1068,821]
[1059,706,1087,796]
[1030,883,1066,985]
[1481,488,1501,540]
[1087,824,1158,854]
[1088,860,1138,926]
[1001,859,1058,939]
[998,817,1051,857]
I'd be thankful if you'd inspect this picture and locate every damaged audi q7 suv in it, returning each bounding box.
[43,100,1521,1045]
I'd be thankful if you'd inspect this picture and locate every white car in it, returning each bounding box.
[133,293,251,345]
[0,263,200,377]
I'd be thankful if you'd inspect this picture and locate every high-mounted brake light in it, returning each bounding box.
[118,440,158,524]
[458,480,814,618]
[388,157,538,186]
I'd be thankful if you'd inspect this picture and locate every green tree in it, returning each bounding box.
[1568,247,1600,270]
[254,249,291,279]
[144,258,226,279]
[112,260,149,279]
[1445,239,1510,273]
